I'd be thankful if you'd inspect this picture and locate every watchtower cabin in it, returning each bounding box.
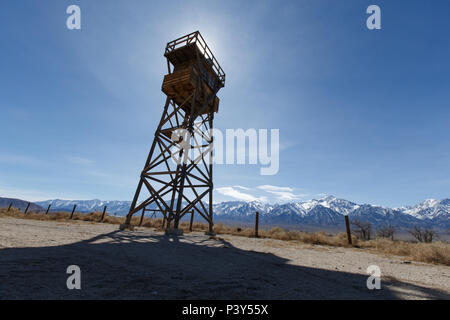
[162,31,225,116]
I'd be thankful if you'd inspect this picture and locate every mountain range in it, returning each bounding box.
[212,196,450,230]
[0,197,44,212]
[1,196,448,230]
[25,196,449,230]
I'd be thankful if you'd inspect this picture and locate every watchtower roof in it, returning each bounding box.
[164,31,226,88]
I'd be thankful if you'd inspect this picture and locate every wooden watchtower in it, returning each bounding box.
[122,31,225,233]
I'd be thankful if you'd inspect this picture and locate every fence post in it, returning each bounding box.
[139,208,145,227]
[45,204,51,215]
[24,203,31,215]
[255,211,259,238]
[100,206,107,222]
[7,203,12,212]
[162,212,167,230]
[189,211,194,232]
[70,204,77,219]
[345,215,352,245]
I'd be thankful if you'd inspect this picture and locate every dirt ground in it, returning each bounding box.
[0,217,449,299]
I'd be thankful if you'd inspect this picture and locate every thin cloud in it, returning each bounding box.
[233,185,250,190]
[67,156,95,166]
[257,185,307,201]
[216,187,267,202]
[258,185,294,192]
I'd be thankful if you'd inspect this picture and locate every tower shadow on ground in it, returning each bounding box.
[0,229,448,299]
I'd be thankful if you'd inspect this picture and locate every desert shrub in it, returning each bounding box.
[364,238,412,256]
[213,223,231,234]
[351,219,372,240]
[264,227,286,238]
[363,238,450,266]
[141,217,164,228]
[377,224,396,240]
[411,242,450,265]
[408,226,437,243]
[102,215,123,225]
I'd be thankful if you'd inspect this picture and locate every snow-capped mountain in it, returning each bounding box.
[309,195,361,215]
[213,196,449,229]
[30,196,450,229]
[35,199,132,216]
[214,201,273,219]
[400,199,450,220]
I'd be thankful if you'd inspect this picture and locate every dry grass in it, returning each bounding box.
[1,208,449,266]
[363,238,450,266]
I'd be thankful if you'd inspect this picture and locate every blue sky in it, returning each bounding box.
[0,0,449,207]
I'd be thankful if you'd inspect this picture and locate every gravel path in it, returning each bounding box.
[0,217,449,299]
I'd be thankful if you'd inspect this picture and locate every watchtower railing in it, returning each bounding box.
[165,31,226,87]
